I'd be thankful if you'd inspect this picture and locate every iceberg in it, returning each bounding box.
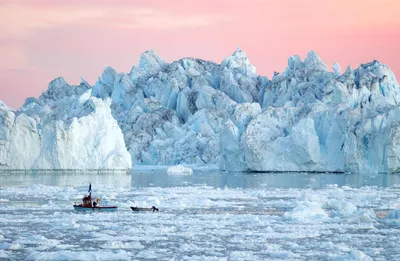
[1,49,400,172]
[0,84,131,169]
[167,165,193,175]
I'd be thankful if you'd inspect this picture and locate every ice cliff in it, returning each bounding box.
[1,48,399,172]
[0,80,131,169]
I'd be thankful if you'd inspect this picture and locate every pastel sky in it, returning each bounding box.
[1,0,399,109]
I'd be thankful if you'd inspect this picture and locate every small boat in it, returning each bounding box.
[131,206,159,212]
[73,183,117,212]
[73,204,118,212]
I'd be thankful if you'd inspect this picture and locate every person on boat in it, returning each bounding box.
[81,183,92,207]
[82,194,92,207]
[92,198,100,208]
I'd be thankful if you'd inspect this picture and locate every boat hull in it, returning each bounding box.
[73,205,118,212]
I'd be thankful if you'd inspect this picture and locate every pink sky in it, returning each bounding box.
[0,0,399,109]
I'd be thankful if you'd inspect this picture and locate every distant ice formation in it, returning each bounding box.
[167,165,193,175]
[1,48,400,172]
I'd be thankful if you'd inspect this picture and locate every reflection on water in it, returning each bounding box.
[0,169,399,189]
[0,170,132,188]
[131,170,400,189]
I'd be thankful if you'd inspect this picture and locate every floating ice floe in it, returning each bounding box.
[100,241,145,250]
[328,200,377,223]
[26,250,130,261]
[167,165,193,175]
[284,200,330,222]
[0,243,22,250]
[332,249,373,261]
[382,209,400,225]
[285,194,379,224]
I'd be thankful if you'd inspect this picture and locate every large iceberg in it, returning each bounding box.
[1,49,399,172]
[0,79,131,169]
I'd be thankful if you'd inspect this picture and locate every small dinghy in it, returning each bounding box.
[131,206,159,212]
[73,183,118,212]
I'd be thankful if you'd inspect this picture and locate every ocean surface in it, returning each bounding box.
[0,168,400,260]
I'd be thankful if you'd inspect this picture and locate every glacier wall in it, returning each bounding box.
[1,48,400,172]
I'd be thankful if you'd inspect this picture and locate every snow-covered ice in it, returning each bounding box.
[1,49,400,172]
[0,171,399,260]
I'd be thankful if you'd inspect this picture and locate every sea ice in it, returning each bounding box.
[0,172,399,260]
